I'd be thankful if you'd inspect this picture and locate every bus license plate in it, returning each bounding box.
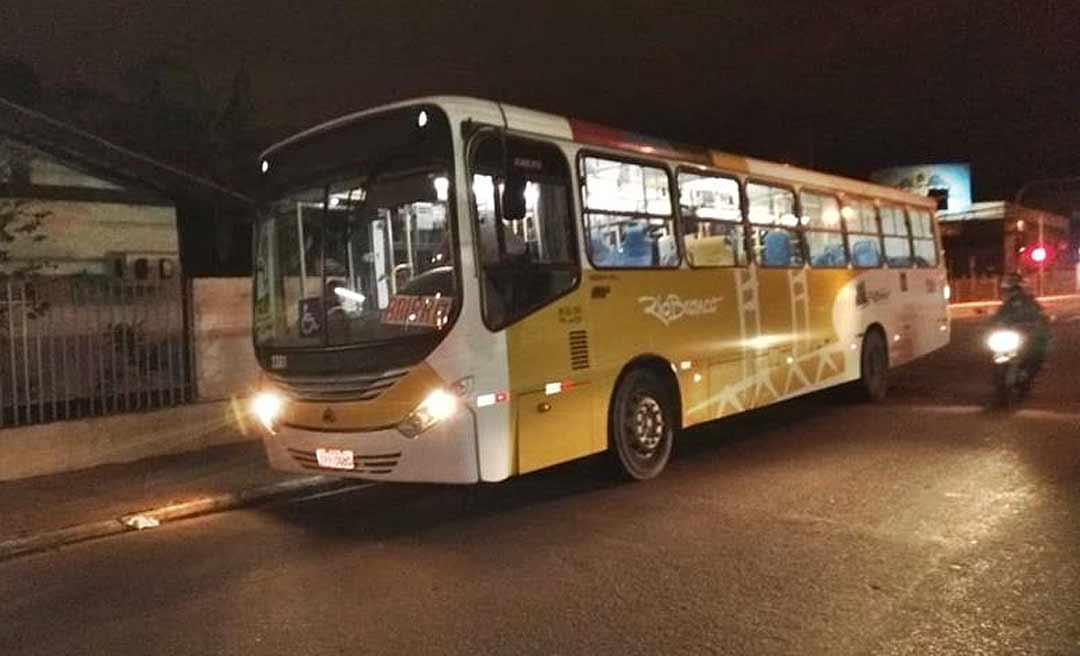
[315,448,355,470]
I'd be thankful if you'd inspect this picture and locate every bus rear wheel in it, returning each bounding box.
[857,329,889,402]
[609,369,675,481]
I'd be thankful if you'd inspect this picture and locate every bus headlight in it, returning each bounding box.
[398,389,459,438]
[251,391,284,434]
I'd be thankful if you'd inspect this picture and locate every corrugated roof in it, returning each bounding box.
[0,97,252,209]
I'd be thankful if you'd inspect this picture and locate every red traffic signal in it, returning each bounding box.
[1020,244,1053,266]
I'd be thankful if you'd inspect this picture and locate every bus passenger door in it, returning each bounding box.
[468,131,595,473]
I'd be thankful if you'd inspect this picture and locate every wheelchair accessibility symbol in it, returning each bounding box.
[299,298,323,338]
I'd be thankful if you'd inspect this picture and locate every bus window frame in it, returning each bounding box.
[878,201,914,269]
[906,205,940,268]
[675,165,749,269]
[840,194,884,270]
[745,177,806,269]
[465,126,583,332]
[577,150,682,271]
[799,187,850,270]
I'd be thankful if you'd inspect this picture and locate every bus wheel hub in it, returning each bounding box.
[630,395,664,455]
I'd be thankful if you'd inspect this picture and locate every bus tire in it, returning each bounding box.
[857,329,889,402]
[609,368,675,481]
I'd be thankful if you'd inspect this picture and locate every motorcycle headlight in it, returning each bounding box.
[251,391,285,434]
[986,329,1022,354]
[397,389,459,438]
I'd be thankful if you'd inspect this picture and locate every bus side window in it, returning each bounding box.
[843,199,882,268]
[801,190,847,268]
[678,170,747,267]
[880,204,912,267]
[908,208,938,267]
[581,156,677,268]
[469,134,579,330]
[747,182,802,267]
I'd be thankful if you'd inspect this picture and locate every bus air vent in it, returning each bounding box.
[569,330,590,370]
[269,369,409,402]
[287,448,401,475]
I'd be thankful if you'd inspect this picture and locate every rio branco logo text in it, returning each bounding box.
[638,294,723,326]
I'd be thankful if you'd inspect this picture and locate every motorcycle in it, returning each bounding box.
[986,327,1032,406]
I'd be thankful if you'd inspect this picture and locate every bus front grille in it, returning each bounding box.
[287,448,402,475]
[269,369,409,402]
[569,330,590,370]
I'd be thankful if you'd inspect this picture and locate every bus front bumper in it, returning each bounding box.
[261,411,481,484]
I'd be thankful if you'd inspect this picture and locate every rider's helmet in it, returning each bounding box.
[1000,272,1025,296]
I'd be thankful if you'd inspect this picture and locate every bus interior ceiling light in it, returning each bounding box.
[334,287,366,303]
[433,176,450,201]
[398,389,459,438]
[252,391,284,434]
[417,110,428,128]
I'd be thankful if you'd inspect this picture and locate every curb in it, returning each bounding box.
[0,475,362,562]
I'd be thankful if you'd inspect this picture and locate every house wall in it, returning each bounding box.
[192,278,259,402]
[4,199,178,276]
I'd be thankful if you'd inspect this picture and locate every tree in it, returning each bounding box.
[0,56,43,107]
[0,138,51,276]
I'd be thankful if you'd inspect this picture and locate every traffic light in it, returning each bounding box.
[1019,243,1053,267]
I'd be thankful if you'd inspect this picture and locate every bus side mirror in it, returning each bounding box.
[502,176,527,221]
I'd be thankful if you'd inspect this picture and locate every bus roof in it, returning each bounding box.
[262,95,935,209]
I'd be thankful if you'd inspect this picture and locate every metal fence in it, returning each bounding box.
[0,276,192,428]
[950,269,1079,303]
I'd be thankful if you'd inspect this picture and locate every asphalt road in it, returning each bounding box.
[2,317,1079,655]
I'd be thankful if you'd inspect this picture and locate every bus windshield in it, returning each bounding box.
[253,106,456,350]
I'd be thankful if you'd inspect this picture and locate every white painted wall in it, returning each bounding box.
[4,199,178,276]
[192,278,258,402]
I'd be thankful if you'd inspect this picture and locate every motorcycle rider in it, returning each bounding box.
[993,272,1051,379]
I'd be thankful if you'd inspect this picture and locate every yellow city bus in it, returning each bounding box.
[249,96,949,483]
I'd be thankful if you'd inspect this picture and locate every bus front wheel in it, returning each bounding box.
[609,369,675,481]
[857,329,889,402]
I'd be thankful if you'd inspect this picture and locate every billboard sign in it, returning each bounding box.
[870,163,972,212]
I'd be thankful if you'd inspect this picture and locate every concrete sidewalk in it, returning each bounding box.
[0,440,352,560]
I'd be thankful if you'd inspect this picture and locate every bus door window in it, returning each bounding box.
[678,170,747,267]
[879,204,913,267]
[800,191,848,268]
[908,208,938,267]
[746,182,802,267]
[470,134,579,329]
[844,199,883,268]
[581,156,677,268]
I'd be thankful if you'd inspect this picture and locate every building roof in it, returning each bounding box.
[0,97,251,209]
[939,200,1069,230]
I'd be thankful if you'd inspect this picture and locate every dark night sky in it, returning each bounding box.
[4,0,1080,200]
